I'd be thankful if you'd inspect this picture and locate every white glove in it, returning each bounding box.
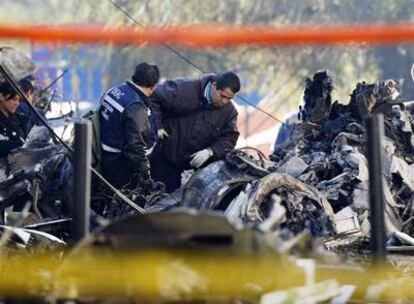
[157,128,170,139]
[190,148,213,168]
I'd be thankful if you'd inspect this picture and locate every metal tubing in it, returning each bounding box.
[365,114,386,262]
[72,120,92,242]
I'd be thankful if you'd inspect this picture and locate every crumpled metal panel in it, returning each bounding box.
[276,156,308,177]
[246,172,334,221]
[86,210,267,254]
[226,172,335,236]
[0,224,65,251]
[181,159,256,210]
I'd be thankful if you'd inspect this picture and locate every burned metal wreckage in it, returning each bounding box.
[2,65,413,251]
[147,70,414,253]
[2,48,414,301]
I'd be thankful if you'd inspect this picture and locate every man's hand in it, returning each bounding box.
[157,128,170,140]
[190,148,213,168]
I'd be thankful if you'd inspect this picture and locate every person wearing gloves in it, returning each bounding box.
[99,62,160,189]
[150,71,240,193]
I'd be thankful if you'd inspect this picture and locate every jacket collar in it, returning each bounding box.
[200,74,216,105]
[126,81,149,104]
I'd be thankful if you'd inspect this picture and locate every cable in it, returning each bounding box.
[107,0,206,73]
[107,0,291,128]
[247,82,303,136]
[35,68,68,97]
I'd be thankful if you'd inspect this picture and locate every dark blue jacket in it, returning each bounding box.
[17,102,43,130]
[0,111,31,158]
[100,81,156,174]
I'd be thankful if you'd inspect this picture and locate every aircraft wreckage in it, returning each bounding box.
[2,47,414,302]
[0,49,412,251]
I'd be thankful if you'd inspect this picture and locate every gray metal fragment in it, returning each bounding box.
[276,156,308,177]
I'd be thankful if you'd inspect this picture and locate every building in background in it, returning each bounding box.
[31,44,108,105]
[236,105,279,156]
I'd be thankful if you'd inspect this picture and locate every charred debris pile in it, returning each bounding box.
[0,47,413,255]
[151,70,414,252]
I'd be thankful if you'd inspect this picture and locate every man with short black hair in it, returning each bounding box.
[150,71,241,192]
[0,81,31,158]
[100,62,160,189]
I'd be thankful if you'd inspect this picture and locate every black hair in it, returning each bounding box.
[18,78,34,94]
[0,81,18,100]
[131,62,160,87]
[215,71,241,93]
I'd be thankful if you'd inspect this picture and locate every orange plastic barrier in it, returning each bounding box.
[1,23,414,47]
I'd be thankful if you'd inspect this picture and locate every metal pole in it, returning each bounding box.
[365,114,386,263]
[72,120,92,242]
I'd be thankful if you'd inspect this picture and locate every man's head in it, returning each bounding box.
[131,62,160,96]
[211,71,240,107]
[0,81,20,116]
[18,78,34,104]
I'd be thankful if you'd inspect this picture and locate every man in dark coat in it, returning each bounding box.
[99,62,160,189]
[16,77,43,129]
[0,81,31,158]
[150,71,241,193]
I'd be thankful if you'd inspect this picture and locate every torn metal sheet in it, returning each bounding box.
[180,149,269,212]
[335,207,360,235]
[331,132,364,152]
[276,156,308,177]
[80,210,270,254]
[297,171,319,185]
[353,182,369,209]
[384,150,414,191]
[0,224,65,251]
[247,173,334,221]
[224,172,335,236]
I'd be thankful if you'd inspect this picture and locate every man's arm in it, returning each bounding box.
[148,94,165,133]
[154,78,204,116]
[121,103,151,174]
[208,110,240,159]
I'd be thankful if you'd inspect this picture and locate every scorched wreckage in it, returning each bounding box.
[0,46,414,302]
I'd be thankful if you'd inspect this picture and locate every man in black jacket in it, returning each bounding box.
[0,81,31,158]
[150,71,241,192]
[99,63,159,189]
[16,78,42,129]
